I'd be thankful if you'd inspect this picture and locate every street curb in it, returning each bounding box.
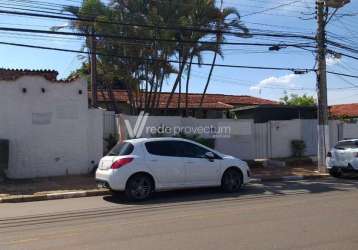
[0,189,111,203]
[0,175,330,203]
[251,174,330,183]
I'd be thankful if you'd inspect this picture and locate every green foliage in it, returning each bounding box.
[280,93,316,106]
[104,134,118,154]
[64,0,249,113]
[291,140,306,157]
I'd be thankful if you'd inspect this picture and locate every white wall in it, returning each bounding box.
[270,120,302,158]
[111,114,358,160]
[103,111,117,138]
[0,76,104,179]
[118,115,255,159]
[342,123,358,140]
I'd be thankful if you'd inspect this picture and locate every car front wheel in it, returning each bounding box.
[125,174,154,201]
[221,168,243,193]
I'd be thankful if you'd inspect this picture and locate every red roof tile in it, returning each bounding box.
[330,103,358,118]
[94,90,277,109]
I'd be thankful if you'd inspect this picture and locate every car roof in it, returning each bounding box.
[124,137,194,144]
[338,139,358,143]
[124,137,224,156]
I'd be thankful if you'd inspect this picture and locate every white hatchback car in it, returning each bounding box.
[96,137,251,201]
[326,139,358,177]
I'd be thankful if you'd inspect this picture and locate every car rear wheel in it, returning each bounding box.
[329,168,342,178]
[125,174,154,201]
[221,168,243,193]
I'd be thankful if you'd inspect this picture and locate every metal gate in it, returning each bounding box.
[0,139,9,179]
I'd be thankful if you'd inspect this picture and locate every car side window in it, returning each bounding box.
[335,141,358,149]
[145,141,178,157]
[175,141,218,159]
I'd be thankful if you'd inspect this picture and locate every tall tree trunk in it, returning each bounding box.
[150,74,162,113]
[144,64,149,112]
[166,54,188,108]
[124,80,135,115]
[178,76,181,110]
[200,0,223,107]
[155,76,164,110]
[133,72,140,115]
[152,52,168,112]
[99,83,109,110]
[139,81,144,111]
[146,73,156,111]
[200,52,217,107]
[185,54,194,117]
[107,85,119,114]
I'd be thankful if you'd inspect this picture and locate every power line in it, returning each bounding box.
[0,10,317,41]
[327,71,358,79]
[0,4,66,15]
[241,0,302,17]
[0,26,317,49]
[0,0,313,22]
[0,1,65,12]
[0,40,316,73]
[333,74,358,88]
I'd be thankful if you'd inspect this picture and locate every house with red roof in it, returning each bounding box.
[92,89,278,118]
[329,103,358,119]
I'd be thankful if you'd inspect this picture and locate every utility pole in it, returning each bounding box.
[316,0,329,173]
[316,0,350,173]
[90,27,97,108]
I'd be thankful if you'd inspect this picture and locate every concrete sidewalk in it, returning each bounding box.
[0,175,108,203]
[251,164,328,181]
[0,165,329,203]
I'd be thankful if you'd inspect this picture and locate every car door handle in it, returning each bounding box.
[185,161,194,164]
[150,159,158,162]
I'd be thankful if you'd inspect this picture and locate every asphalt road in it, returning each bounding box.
[1,177,358,250]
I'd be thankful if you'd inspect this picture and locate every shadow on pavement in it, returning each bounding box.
[103,186,263,205]
[103,177,358,205]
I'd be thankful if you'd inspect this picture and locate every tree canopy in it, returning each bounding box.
[65,0,249,114]
[280,93,316,106]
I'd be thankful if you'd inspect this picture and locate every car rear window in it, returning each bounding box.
[334,141,358,150]
[107,142,134,156]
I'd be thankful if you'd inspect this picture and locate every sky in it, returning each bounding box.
[0,0,358,105]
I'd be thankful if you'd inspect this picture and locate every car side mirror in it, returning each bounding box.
[204,152,215,161]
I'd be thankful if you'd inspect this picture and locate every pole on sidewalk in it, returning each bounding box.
[90,27,98,108]
[316,0,329,173]
[316,0,350,173]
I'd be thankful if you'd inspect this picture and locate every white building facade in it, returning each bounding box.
[0,69,103,179]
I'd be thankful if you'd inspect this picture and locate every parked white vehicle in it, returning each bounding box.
[96,137,251,201]
[326,139,358,177]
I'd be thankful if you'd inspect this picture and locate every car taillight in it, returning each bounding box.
[111,158,133,169]
[327,152,332,157]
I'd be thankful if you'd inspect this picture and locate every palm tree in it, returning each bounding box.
[64,0,114,108]
[107,0,178,114]
[66,0,250,115]
[165,0,250,110]
[199,3,250,106]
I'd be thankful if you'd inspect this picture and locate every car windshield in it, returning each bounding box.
[107,142,134,156]
[334,141,358,150]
